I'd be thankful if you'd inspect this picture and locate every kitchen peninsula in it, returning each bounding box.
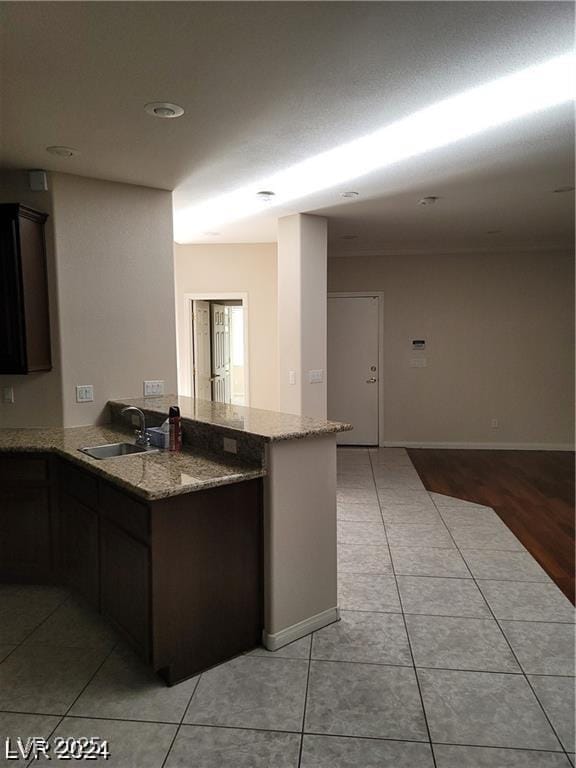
[0,396,351,684]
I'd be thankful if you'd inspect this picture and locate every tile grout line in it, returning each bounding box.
[2,588,72,666]
[270,655,576,677]
[60,642,120,716]
[307,603,575,624]
[368,449,439,768]
[24,638,119,768]
[296,630,314,768]
[4,589,72,768]
[1,710,195,727]
[159,673,202,768]
[302,729,570,754]
[4,706,571,760]
[425,486,573,759]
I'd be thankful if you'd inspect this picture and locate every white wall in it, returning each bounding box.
[328,250,575,448]
[0,171,63,427]
[174,243,278,411]
[51,173,178,426]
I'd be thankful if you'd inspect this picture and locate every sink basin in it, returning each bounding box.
[79,442,159,460]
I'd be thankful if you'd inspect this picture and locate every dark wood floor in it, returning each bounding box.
[407,449,575,604]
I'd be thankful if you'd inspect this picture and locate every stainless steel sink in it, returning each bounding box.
[79,442,159,460]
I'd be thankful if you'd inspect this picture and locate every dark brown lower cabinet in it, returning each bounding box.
[0,487,51,579]
[58,493,100,609]
[0,454,54,582]
[151,481,263,684]
[0,452,263,685]
[100,517,150,658]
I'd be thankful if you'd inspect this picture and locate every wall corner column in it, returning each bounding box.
[277,213,327,418]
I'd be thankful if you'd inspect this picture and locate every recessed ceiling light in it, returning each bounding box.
[144,102,185,119]
[175,52,575,240]
[46,146,80,158]
[256,190,275,202]
[418,196,439,206]
[341,191,359,199]
[552,185,575,193]
[340,234,359,240]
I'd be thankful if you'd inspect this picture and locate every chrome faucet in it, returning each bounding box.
[121,406,150,447]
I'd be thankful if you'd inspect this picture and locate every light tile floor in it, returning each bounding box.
[0,447,574,766]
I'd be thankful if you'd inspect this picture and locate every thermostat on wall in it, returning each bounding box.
[412,339,426,350]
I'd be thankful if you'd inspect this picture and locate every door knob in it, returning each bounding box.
[366,377,377,383]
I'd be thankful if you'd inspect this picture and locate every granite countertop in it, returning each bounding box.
[0,424,264,501]
[109,395,353,442]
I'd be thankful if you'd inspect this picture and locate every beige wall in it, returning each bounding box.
[51,173,178,426]
[264,434,337,645]
[0,171,63,427]
[278,214,328,418]
[174,243,278,411]
[328,250,575,448]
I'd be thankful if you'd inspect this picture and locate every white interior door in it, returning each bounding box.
[328,296,379,445]
[211,304,231,403]
[192,300,211,400]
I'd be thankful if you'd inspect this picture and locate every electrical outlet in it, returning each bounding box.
[409,358,427,367]
[223,437,238,454]
[491,418,499,428]
[308,369,324,384]
[2,386,14,404]
[76,385,94,403]
[144,380,165,397]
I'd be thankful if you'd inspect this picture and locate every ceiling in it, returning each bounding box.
[1,1,574,253]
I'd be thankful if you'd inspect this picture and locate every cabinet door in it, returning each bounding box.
[59,494,99,608]
[0,488,51,580]
[19,212,51,372]
[0,204,51,374]
[0,212,26,373]
[100,518,150,659]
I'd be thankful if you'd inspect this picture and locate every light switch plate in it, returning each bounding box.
[144,380,165,397]
[288,370,296,386]
[309,369,324,384]
[409,358,427,368]
[76,385,94,403]
[1,386,14,404]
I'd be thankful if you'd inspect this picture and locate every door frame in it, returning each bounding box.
[328,291,385,447]
[180,292,251,406]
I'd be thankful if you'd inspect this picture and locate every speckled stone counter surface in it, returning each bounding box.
[109,395,352,441]
[0,424,264,501]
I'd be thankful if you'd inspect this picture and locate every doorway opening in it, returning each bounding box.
[182,293,249,406]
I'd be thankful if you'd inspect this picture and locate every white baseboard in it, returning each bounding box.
[263,606,340,651]
[379,441,574,451]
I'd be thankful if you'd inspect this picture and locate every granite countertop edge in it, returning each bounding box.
[0,428,265,502]
[56,447,266,501]
[108,397,353,442]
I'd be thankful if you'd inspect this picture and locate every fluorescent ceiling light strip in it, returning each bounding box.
[175,53,575,239]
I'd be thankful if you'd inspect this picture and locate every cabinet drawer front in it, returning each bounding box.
[100,483,149,543]
[60,461,98,509]
[0,455,49,484]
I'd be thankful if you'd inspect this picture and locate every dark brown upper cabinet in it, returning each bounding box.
[0,203,52,373]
